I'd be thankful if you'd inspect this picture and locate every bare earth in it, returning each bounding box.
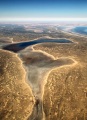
[18,46,76,120]
[34,36,87,120]
[0,50,34,120]
[0,26,87,120]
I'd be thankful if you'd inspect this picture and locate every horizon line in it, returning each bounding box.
[0,18,87,22]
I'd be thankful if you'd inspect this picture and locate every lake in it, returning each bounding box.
[72,26,87,35]
[3,38,72,52]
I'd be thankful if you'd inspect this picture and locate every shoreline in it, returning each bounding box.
[18,45,77,120]
[3,36,74,45]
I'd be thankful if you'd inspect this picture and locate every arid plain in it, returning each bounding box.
[0,24,87,120]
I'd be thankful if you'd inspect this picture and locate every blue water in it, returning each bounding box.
[72,26,87,35]
[19,38,72,47]
[3,38,72,52]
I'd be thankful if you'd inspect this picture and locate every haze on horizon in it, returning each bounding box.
[0,0,87,22]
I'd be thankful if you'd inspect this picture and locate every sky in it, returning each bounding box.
[0,0,87,21]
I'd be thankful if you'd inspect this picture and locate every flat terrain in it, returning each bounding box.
[0,24,87,120]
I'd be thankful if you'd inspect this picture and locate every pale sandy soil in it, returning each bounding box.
[34,37,87,120]
[1,33,87,120]
[18,45,76,120]
[0,50,34,120]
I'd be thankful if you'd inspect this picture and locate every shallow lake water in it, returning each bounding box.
[3,38,72,52]
[72,26,87,35]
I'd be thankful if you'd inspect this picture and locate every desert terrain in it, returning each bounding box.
[0,24,87,120]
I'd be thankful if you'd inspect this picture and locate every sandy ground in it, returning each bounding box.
[18,45,77,120]
[0,49,35,120]
[34,36,87,120]
[1,35,86,120]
